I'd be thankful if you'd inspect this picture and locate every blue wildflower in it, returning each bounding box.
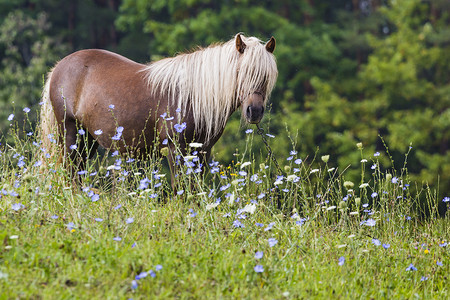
[174,122,187,133]
[382,243,390,249]
[8,114,14,121]
[406,263,417,271]
[255,251,263,259]
[126,217,134,224]
[131,280,138,290]
[11,203,24,211]
[268,238,278,247]
[23,107,30,113]
[94,129,102,135]
[338,256,345,266]
[254,265,264,273]
[113,236,122,241]
[372,238,381,246]
[245,129,253,134]
[233,220,244,228]
[443,197,449,203]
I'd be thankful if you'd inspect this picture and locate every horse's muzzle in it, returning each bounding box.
[246,105,264,124]
[244,92,265,124]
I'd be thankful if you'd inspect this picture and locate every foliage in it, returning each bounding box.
[0,112,449,298]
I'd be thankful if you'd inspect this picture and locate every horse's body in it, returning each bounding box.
[40,34,277,181]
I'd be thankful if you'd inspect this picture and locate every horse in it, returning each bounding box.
[39,34,278,185]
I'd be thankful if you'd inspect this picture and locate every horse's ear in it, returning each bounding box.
[265,36,276,53]
[236,34,246,54]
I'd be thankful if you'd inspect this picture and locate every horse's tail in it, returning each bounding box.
[39,69,60,166]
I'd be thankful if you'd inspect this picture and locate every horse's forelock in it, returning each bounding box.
[143,34,277,143]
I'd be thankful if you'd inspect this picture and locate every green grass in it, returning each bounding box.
[0,114,449,299]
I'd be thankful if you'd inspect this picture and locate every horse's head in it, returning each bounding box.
[235,34,277,125]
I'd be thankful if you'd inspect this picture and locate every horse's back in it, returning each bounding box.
[49,49,159,151]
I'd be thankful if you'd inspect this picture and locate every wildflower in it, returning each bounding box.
[436,261,443,266]
[131,280,138,290]
[113,236,122,241]
[371,192,378,198]
[257,193,265,199]
[255,251,263,259]
[126,217,134,224]
[34,161,42,167]
[245,129,253,134]
[66,222,75,230]
[8,114,14,121]
[114,204,122,210]
[155,265,163,271]
[374,152,380,157]
[254,265,264,273]
[188,208,197,218]
[240,161,251,169]
[95,218,103,222]
[241,204,256,214]
[174,122,187,133]
[371,164,377,170]
[443,197,450,203]
[382,243,390,249]
[360,159,367,163]
[391,177,398,184]
[78,129,85,135]
[233,220,244,228]
[264,222,275,231]
[189,142,203,148]
[405,263,417,271]
[69,144,77,150]
[310,169,319,174]
[356,142,363,149]
[11,203,24,211]
[255,223,264,227]
[361,218,376,226]
[294,158,302,165]
[50,215,58,219]
[338,256,345,266]
[421,276,428,281]
[439,241,447,247]
[135,272,148,280]
[109,104,115,109]
[344,181,354,189]
[372,239,381,246]
[268,238,278,247]
[94,129,103,135]
[321,155,330,163]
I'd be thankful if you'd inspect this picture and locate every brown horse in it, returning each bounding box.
[39,34,277,183]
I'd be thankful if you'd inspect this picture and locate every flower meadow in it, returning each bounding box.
[0,109,449,299]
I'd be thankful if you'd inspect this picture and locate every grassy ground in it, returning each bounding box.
[0,115,449,299]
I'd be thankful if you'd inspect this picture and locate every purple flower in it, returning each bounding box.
[338,256,345,266]
[23,107,30,113]
[371,192,378,198]
[155,265,163,271]
[421,276,428,281]
[268,238,278,247]
[95,218,103,222]
[374,152,380,157]
[8,114,14,121]
[11,203,25,211]
[264,222,275,231]
[78,129,85,135]
[245,129,253,134]
[254,265,264,273]
[436,261,443,266]
[66,222,75,230]
[113,236,122,241]
[126,217,134,224]
[94,129,103,135]
[382,243,390,249]
[255,251,263,259]
[233,220,244,228]
[174,122,187,133]
[109,104,115,109]
[443,197,450,203]
[294,158,302,165]
[406,263,417,271]
[372,238,381,246]
[131,280,138,290]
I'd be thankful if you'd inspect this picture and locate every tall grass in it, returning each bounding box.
[0,108,448,298]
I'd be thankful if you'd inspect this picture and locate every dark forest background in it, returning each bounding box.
[0,0,449,199]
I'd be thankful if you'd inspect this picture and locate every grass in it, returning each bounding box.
[0,110,449,299]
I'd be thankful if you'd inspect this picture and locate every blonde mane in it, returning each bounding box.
[142,34,278,142]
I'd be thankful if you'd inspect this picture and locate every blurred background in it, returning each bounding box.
[0,0,448,200]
